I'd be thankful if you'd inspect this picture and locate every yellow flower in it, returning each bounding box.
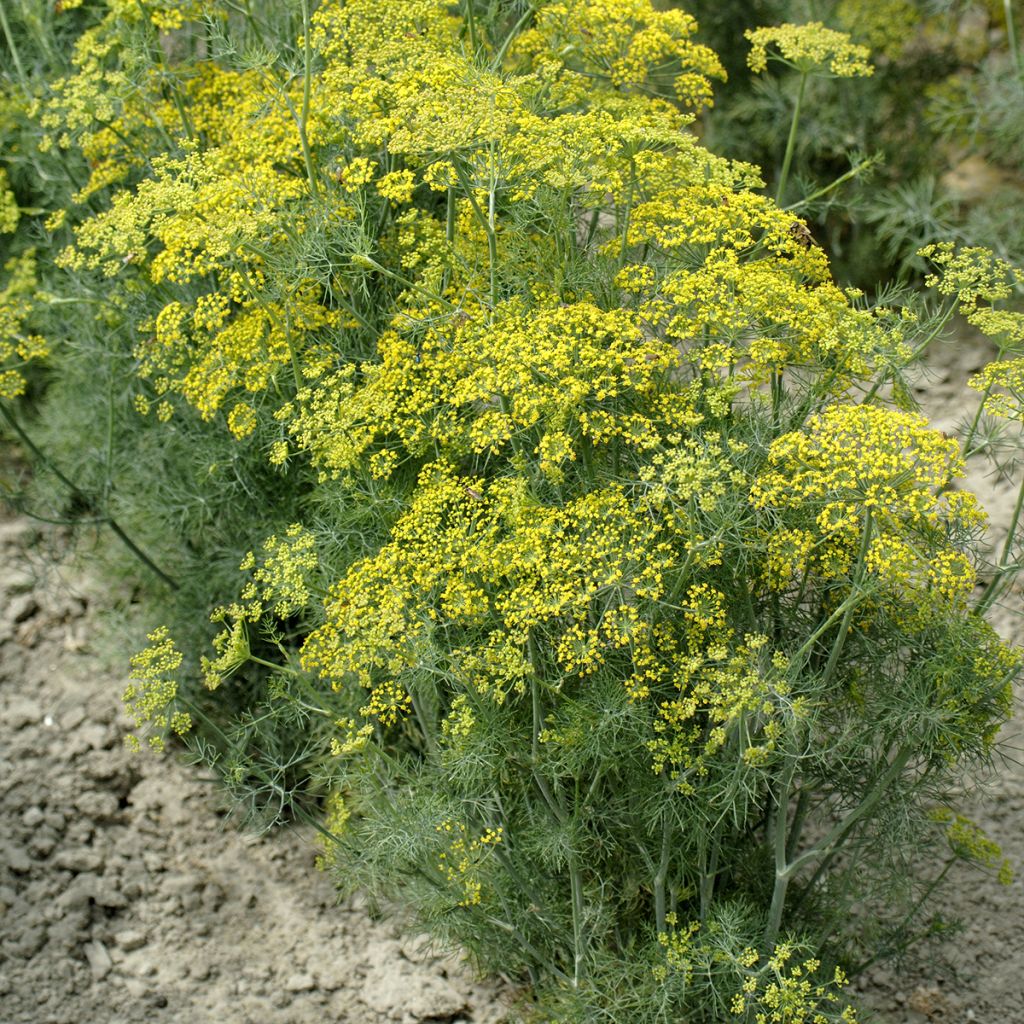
[746,22,874,77]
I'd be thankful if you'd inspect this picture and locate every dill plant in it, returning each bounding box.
[5,0,1024,1021]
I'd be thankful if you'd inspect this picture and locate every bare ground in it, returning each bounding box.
[0,517,508,1024]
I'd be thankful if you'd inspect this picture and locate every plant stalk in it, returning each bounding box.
[776,71,808,205]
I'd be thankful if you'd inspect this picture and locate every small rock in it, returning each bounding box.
[21,806,45,828]
[6,924,45,959]
[114,929,147,952]
[360,959,468,1022]
[53,848,103,874]
[75,790,119,821]
[7,594,39,624]
[61,706,87,731]
[76,724,113,753]
[44,810,67,832]
[47,912,89,949]
[285,972,316,993]
[83,940,113,982]
[2,843,32,874]
[93,880,127,910]
[57,872,100,910]
[123,978,148,999]
[0,569,34,595]
[3,696,41,730]
[29,829,58,858]
[190,962,212,982]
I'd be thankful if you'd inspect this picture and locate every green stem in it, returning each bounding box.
[776,71,808,205]
[784,154,878,212]
[0,2,28,89]
[698,842,718,923]
[571,865,585,986]
[440,184,456,295]
[1006,0,1022,82]
[818,511,873,691]
[975,471,1024,614]
[653,812,672,934]
[863,302,956,404]
[960,380,994,466]
[619,155,636,267]
[353,254,454,310]
[298,0,319,198]
[487,138,498,315]
[464,0,479,53]
[763,748,801,949]
[454,162,498,315]
[492,6,534,68]
[0,403,178,590]
[788,745,913,884]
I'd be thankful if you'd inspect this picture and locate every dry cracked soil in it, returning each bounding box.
[1,332,1022,1024]
[0,517,509,1024]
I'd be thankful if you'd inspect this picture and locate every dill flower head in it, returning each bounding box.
[745,22,874,78]
[0,168,18,235]
[0,251,48,400]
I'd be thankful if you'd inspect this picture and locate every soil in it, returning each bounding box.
[0,517,509,1024]
[1,332,1021,1024]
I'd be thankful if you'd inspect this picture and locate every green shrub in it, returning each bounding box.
[4,2,1023,1020]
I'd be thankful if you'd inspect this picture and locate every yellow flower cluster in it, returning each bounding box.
[0,251,49,400]
[200,525,318,689]
[435,820,504,907]
[302,462,673,712]
[656,925,857,1022]
[282,302,691,483]
[123,626,191,752]
[930,807,1013,885]
[752,406,979,604]
[0,168,17,234]
[922,244,1024,349]
[60,139,340,420]
[746,23,874,78]
[969,357,1024,420]
[835,0,919,60]
[922,242,1024,306]
[734,945,858,1023]
[514,0,725,109]
[314,791,352,872]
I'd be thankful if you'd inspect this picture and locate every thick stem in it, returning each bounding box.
[295,0,320,197]
[763,751,799,949]
[788,745,914,887]
[653,812,672,934]
[776,71,808,205]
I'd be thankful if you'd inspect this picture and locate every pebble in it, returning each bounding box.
[2,842,32,874]
[3,696,40,730]
[285,972,316,993]
[21,806,44,828]
[53,848,104,874]
[114,929,147,952]
[83,940,113,982]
